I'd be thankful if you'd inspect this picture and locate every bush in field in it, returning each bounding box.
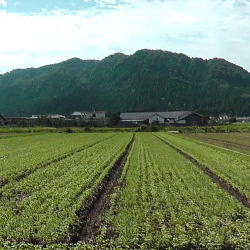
[137,125,147,132]
[84,127,92,132]
[136,125,163,132]
[150,125,162,132]
[65,128,73,133]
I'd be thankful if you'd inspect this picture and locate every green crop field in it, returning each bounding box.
[185,132,250,155]
[0,132,249,249]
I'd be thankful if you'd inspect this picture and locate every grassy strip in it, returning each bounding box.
[164,123,250,133]
[0,126,136,134]
[0,123,250,134]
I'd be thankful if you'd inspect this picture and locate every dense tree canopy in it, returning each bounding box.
[0,49,249,116]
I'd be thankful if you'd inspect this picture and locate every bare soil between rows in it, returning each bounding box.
[70,135,134,243]
[155,135,250,209]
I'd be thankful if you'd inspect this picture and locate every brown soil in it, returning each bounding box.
[71,135,134,243]
[155,135,250,209]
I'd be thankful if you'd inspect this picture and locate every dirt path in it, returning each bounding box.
[154,134,250,209]
[71,135,134,243]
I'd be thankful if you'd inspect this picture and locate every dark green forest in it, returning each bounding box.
[0,49,249,116]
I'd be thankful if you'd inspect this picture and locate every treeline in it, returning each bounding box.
[0,49,249,117]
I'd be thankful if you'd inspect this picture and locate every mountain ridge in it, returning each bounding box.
[0,49,249,117]
[2,50,249,76]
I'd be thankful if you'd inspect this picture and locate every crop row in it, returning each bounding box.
[0,133,113,184]
[0,133,133,244]
[156,133,250,199]
[99,133,250,249]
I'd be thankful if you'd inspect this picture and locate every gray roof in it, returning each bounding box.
[120,111,195,121]
[47,114,66,119]
[71,111,105,116]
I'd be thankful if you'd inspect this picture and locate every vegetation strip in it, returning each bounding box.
[198,136,250,148]
[186,136,250,157]
[71,135,135,243]
[0,133,40,140]
[154,134,250,209]
[0,135,116,189]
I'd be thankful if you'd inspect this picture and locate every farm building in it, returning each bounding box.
[0,114,6,126]
[71,111,106,121]
[120,111,208,126]
[70,111,107,126]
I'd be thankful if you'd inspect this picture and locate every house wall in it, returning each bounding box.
[176,119,187,125]
[184,113,208,126]
[95,112,105,119]
[149,115,165,124]
[80,113,92,119]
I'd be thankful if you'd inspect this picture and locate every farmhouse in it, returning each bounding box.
[0,114,6,126]
[120,111,208,126]
[71,111,106,121]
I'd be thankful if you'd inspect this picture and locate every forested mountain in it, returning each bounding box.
[0,49,249,116]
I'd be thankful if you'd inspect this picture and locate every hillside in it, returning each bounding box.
[0,49,250,116]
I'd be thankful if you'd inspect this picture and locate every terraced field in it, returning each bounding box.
[0,132,249,249]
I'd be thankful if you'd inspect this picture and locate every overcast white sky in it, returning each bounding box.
[0,0,250,73]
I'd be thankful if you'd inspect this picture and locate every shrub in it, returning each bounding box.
[65,128,73,133]
[84,127,92,132]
